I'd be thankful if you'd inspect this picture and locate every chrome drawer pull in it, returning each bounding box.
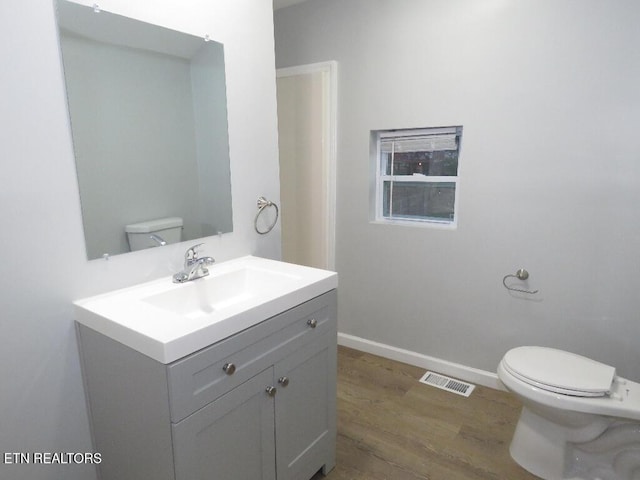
[266,386,277,397]
[222,363,236,375]
[307,318,317,329]
[278,376,289,387]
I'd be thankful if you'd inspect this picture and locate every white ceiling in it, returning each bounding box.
[273,0,311,10]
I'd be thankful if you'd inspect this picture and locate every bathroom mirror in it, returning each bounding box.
[55,0,233,260]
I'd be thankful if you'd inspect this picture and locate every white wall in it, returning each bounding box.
[0,0,280,479]
[275,0,640,380]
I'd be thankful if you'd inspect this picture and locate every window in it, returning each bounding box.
[373,126,462,226]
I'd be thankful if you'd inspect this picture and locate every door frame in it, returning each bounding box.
[276,61,337,270]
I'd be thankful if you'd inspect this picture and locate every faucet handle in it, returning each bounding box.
[185,243,204,263]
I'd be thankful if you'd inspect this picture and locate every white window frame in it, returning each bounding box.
[373,126,462,228]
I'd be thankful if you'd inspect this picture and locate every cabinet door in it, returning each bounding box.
[275,333,336,480]
[173,368,276,480]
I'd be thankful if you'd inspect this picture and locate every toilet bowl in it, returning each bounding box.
[497,346,640,480]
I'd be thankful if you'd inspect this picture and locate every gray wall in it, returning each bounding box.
[0,0,280,479]
[275,0,640,379]
[191,42,233,237]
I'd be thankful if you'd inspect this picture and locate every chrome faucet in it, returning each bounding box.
[172,243,215,283]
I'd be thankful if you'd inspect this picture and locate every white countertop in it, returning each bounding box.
[74,256,337,364]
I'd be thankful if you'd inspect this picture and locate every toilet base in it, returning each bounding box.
[510,407,570,479]
[510,406,612,479]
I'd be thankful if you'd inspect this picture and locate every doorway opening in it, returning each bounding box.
[276,61,337,270]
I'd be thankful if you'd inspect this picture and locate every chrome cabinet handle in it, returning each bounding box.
[265,386,277,397]
[278,376,289,387]
[307,318,317,329]
[222,363,236,375]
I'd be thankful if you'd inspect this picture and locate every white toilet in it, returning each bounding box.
[125,217,183,251]
[497,346,640,480]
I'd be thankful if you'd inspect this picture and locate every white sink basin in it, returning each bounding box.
[143,265,298,318]
[74,256,337,364]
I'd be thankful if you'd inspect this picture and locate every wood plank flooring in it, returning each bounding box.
[313,346,538,480]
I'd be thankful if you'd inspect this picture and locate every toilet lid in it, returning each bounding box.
[502,346,616,397]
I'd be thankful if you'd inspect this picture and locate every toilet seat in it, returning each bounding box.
[502,347,616,397]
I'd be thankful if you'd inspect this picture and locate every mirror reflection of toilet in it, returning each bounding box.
[498,346,640,480]
[125,217,183,252]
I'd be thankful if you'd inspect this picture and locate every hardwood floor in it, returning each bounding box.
[313,346,538,480]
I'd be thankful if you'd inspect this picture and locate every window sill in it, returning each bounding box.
[370,218,457,230]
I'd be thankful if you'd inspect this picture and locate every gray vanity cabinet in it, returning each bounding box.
[172,368,277,480]
[275,333,335,480]
[77,290,337,480]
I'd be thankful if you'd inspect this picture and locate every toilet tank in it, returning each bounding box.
[125,217,183,251]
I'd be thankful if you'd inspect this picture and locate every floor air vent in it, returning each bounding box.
[419,371,475,397]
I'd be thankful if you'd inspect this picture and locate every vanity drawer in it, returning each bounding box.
[167,290,336,422]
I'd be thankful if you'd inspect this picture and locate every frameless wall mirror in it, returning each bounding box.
[55,0,233,260]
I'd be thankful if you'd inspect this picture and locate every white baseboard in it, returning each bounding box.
[337,332,506,391]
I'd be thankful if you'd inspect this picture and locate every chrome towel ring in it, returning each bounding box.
[254,196,279,235]
[502,268,539,295]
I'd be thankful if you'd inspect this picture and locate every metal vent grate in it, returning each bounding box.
[419,371,475,397]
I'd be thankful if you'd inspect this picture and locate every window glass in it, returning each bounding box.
[383,182,456,221]
[381,150,458,176]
